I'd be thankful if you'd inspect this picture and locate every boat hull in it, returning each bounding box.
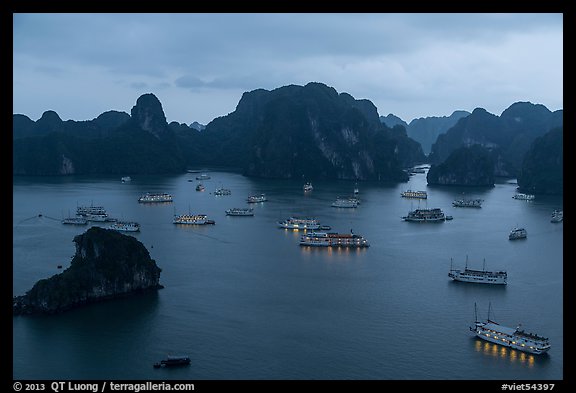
[473,331,550,355]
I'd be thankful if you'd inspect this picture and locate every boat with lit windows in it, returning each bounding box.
[509,227,527,240]
[402,208,447,222]
[299,231,370,248]
[303,182,313,192]
[331,197,358,208]
[551,210,563,223]
[153,355,191,368]
[452,198,483,208]
[401,190,427,199]
[448,256,507,285]
[512,193,535,200]
[62,217,88,225]
[470,303,550,355]
[173,214,215,225]
[195,173,211,180]
[278,216,321,230]
[214,188,232,196]
[138,192,173,203]
[225,208,254,216]
[247,194,267,203]
[108,221,140,232]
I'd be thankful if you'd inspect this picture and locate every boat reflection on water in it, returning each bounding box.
[473,339,551,367]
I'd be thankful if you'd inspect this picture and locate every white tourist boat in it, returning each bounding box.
[77,205,107,216]
[470,303,550,355]
[214,188,232,196]
[173,214,215,225]
[331,197,358,208]
[513,193,535,201]
[247,194,267,203]
[278,216,321,230]
[452,198,483,208]
[303,182,313,192]
[108,221,140,232]
[121,176,132,183]
[299,231,370,248]
[225,208,254,216]
[138,192,173,203]
[401,190,427,199]
[448,256,507,285]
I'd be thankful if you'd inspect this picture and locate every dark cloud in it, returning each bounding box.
[13,13,563,125]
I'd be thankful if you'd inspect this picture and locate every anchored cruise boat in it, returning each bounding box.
[448,256,507,285]
[509,227,527,240]
[138,192,173,203]
[173,214,215,225]
[299,231,370,248]
[402,208,449,222]
[107,221,140,232]
[278,216,321,230]
[247,194,267,203]
[452,198,483,208]
[225,208,254,216]
[401,190,427,199]
[513,193,535,201]
[470,303,550,355]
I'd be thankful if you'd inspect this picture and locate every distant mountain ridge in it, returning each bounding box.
[380,110,470,155]
[13,83,426,181]
[428,102,562,177]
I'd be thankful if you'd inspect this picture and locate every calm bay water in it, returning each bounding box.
[13,171,563,380]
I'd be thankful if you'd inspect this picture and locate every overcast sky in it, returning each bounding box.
[13,13,563,126]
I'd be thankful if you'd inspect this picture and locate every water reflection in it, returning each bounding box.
[472,339,550,367]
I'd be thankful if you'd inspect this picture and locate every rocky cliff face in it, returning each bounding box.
[426,144,495,187]
[202,82,424,181]
[517,127,563,195]
[130,93,169,139]
[13,227,162,315]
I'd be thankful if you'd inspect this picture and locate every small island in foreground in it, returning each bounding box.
[13,227,163,315]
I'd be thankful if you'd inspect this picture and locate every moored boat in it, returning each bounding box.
[470,303,550,355]
[303,182,313,192]
[214,188,232,196]
[448,256,507,285]
[513,193,535,200]
[77,205,107,216]
[299,231,370,248]
[278,216,321,230]
[331,197,358,208]
[173,214,215,225]
[225,208,254,216]
[551,210,563,223]
[402,208,447,222]
[153,355,191,368]
[247,194,267,203]
[108,221,140,232]
[452,198,483,208]
[121,176,132,183]
[196,183,205,192]
[401,190,427,199]
[509,227,527,240]
[138,192,173,203]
